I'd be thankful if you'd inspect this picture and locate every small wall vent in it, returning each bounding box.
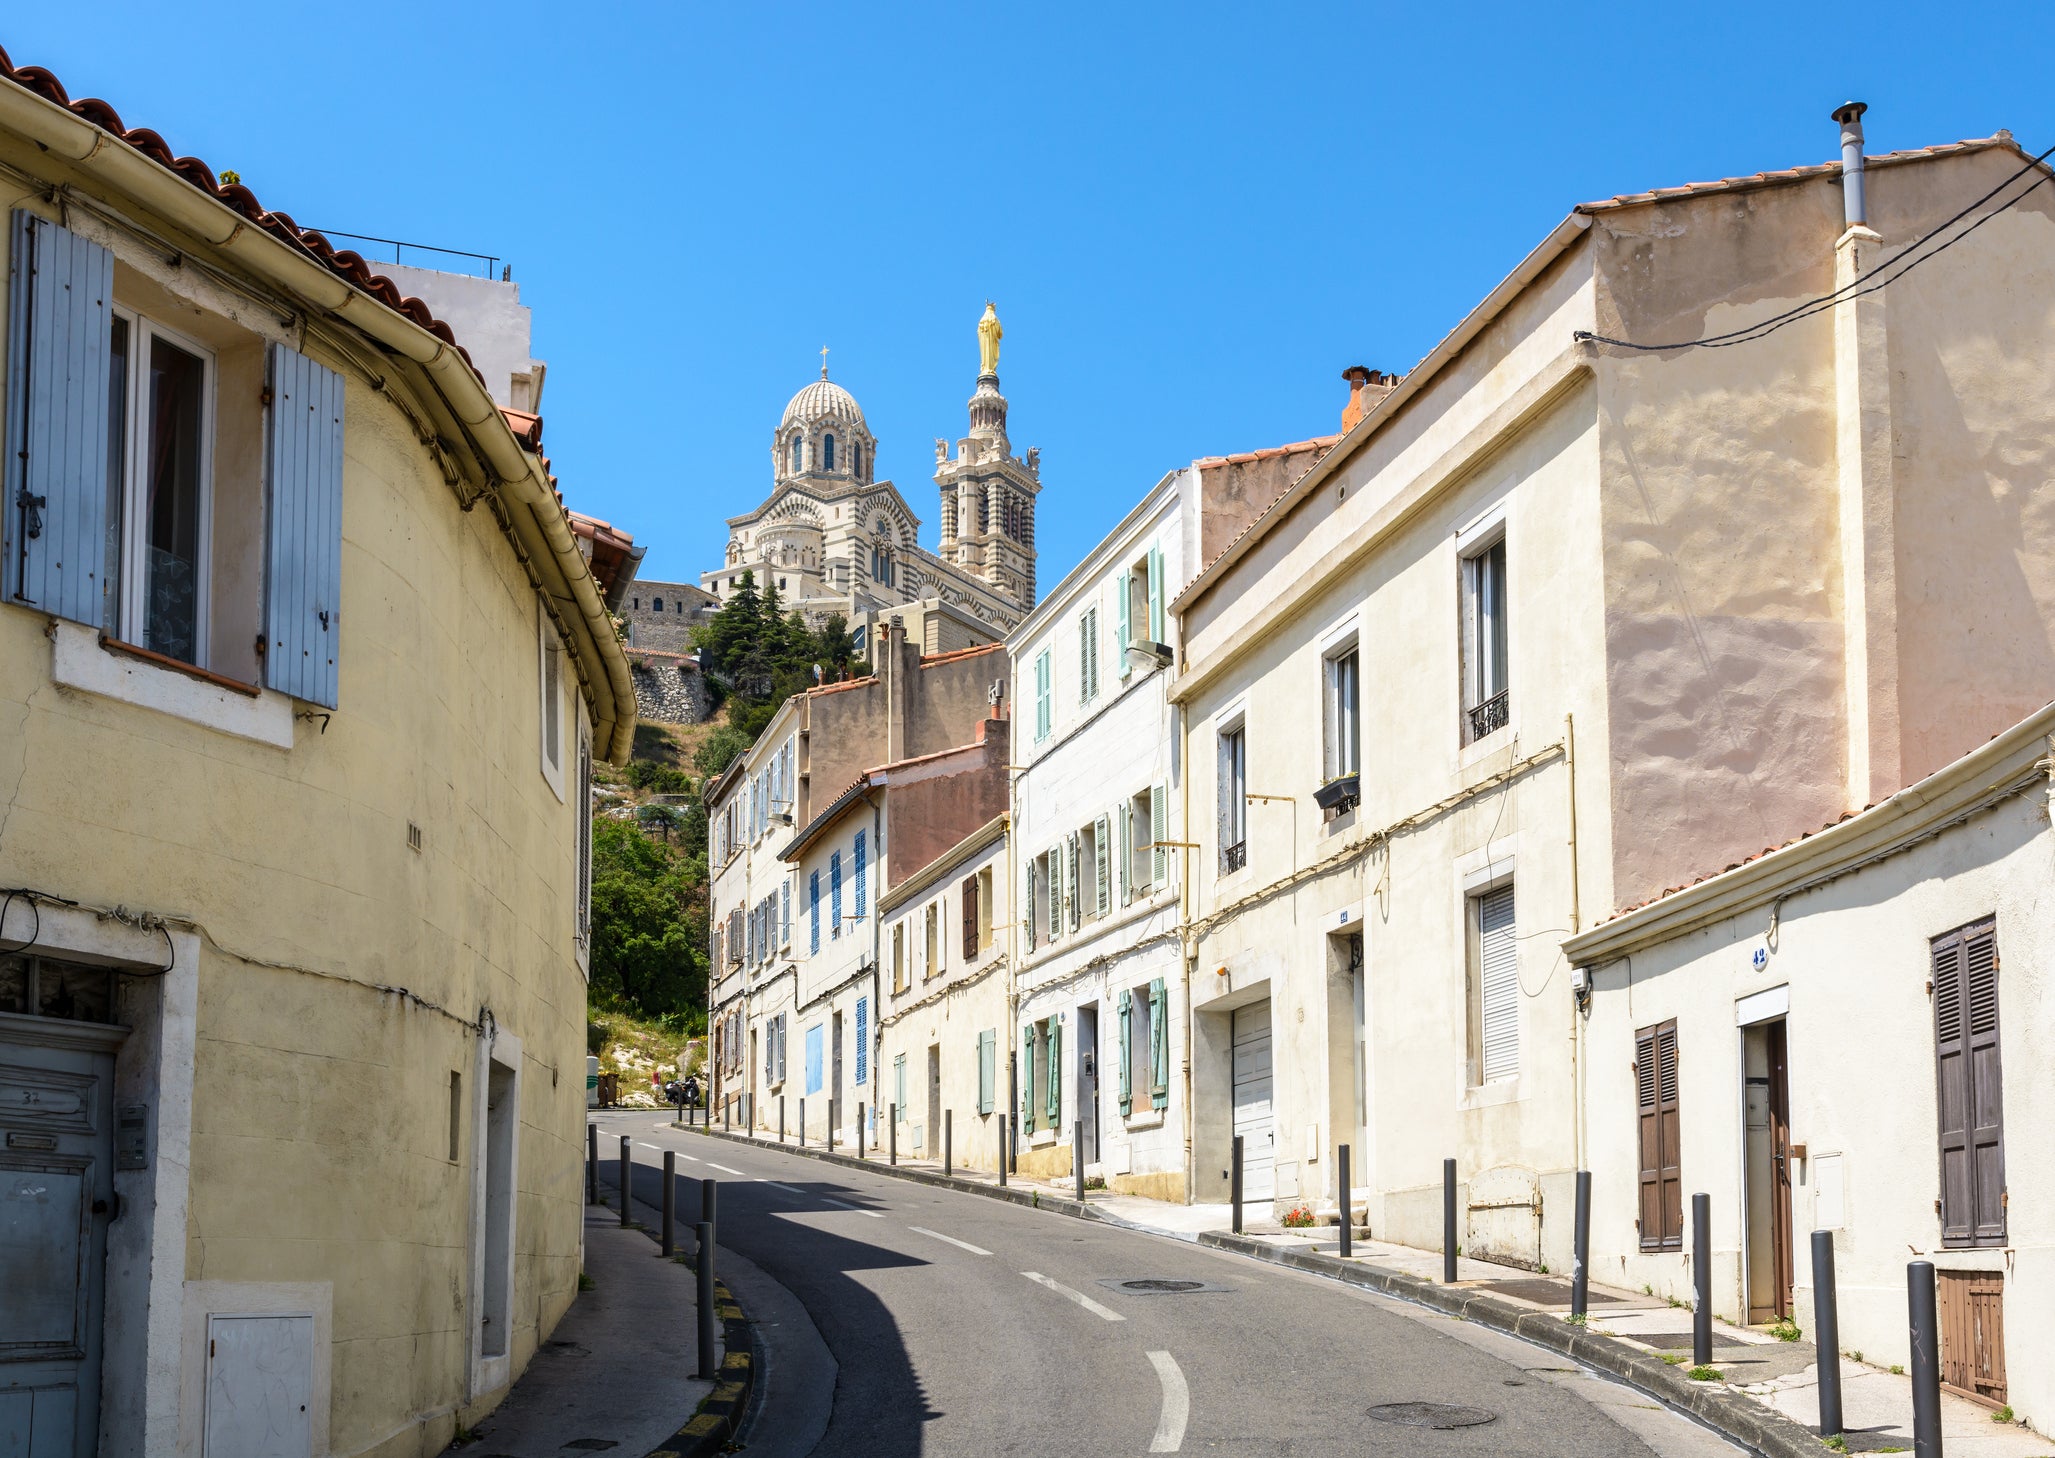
[407,822,424,853]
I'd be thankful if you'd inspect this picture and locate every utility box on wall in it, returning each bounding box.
[204,1313,313,1457]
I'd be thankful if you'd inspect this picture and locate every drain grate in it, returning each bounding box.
[1367,1402,1497,1429]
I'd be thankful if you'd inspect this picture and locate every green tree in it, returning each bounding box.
[588,817,703,1020]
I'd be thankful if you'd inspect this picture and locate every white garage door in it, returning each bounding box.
[1231,1003,1275,1201]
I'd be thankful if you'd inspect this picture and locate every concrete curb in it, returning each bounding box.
[677,1122,1830,1458]
[644,1279,753,1458]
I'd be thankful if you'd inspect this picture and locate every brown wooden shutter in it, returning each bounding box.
[1636,1020,1682,1251]
[961,875,980,960]
[1934,918,2005,1247]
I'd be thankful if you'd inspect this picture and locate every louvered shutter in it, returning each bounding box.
[1067,834,1081,932]
[1035,651,1051,739]
[809,872,821,954]
[780,880,790,946]
[1086,609,1099,699]
[977,1030,994,1114]
[1117,990,1133,1115]
[1150,783,1168,885]
[855,997,868,1085]
[1934,921,2006,1246]
[1094,815,1111,916]
[830,852,843,935]
[1149,976,1169,1109]
[853,831,868,918]
[1048,850,1063,944]
[4,212,114,628]
[1147,545,1165,644]
[1116,571,1131,678]
[962,876,979,959]
[1636,1020,1683,1250]
[1117,801,1132,905]
[1477,884,1519,1081]
[1022,1026,1036,1133]
[1045,1019,1062,1123]
[264,342,346,706]
[1079,613,1092,704]
[1024,862,1037,952]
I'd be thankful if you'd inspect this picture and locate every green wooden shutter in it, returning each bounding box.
[1024,863,1037,952]
[1118,800,1132,905]
[1147,545,1165,644]
[1116,571,1131,678]
[1094,815,1111,916]
[1149,976,1169,1109]
[977,1030,994,1114]
[1117,989,1133,1116]
[1045,1019,1062,1124]
[1151,782,1169,885]
[1022,1026,1036,1133]
[1067,834,1081,931]
[1035,650,1051,739]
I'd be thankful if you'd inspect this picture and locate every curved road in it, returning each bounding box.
[593,1110,1739,1458]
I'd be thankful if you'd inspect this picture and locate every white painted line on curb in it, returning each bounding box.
[1146,1351,1188,1452]
[707,1163,747,1176]
[1022,1271,1126,1322]
[908,1226,991,1256]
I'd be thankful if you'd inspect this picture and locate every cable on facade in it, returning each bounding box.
[1576,136,2055,353]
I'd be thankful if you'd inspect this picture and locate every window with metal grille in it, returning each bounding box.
[1932,917,2005,1247]
[1635,1019,1683,1251]
[1218,724,1246,872]
[1460,532,1509,744]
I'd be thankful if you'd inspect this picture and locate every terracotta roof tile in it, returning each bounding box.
[1577,134,2015,214]
[0,44,485,389]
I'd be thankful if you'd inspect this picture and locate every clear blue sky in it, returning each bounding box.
[10,6,2050,587]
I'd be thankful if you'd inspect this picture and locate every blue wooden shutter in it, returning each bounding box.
[1149,976,1169,1109]
[854,831,868,917]
[4,212,114,628]
[855,997,869,1085]
[264,341,345,707]
[1021,1026,1036,1133]
[830,852,843,936]
[810,871,821,953]
[1117,989,1133,1116]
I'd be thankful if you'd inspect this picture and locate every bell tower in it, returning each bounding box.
[935,301,1041,608]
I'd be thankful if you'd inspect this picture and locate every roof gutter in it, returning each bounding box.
[1173,211,1593,616]
[0,81,637,762]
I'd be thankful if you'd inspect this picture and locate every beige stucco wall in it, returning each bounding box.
[0,188,590,1456]
[1579,779,2053,1432]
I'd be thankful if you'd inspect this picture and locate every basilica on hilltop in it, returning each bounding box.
[694,303,1042,656]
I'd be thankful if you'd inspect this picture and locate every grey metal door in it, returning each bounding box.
[0,1024,118,1458]
[926,1045,941,1157]
[1077,1005,1099,1165]
[1231,1003,1275,1201]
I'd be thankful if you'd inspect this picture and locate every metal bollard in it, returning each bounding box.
[1908,1261,1942,1458]
[779,1096,786,1143]
[1231,1135,1245,1234]
[889,1103,898,1164]
[701,1177,719,1250]
[944,1110,953,1177]
[1571,1170,1592,1319]
[999,1114,1008,1187]
[1692,1192,1712,1367]
[829,1099,837,1154]
[1074,1119,1085,1203]
[1813,1231,1843,1439]
[723,1096,730,1131]
[799,1098,806,1148]
[1443,1158,1458,1283]
[587,1124,598,1205]
[619,1136,632,1228]
[695,1221,718,1380]
[1337,1145,1352,1259]
[662,1151,677,1259]
[858,1102,866,1159]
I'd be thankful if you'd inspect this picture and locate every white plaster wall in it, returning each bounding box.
[1581,784,2053,1429]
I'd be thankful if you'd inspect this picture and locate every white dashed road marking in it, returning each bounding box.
[908,1226,991,1256]
[820,1198,886,1217]
[757,1179,804,1195]
[1022,1272,1126,1322]
[707,1163,746,1176]
[637,1142,661,1150]
[1146,1351,1189,1451]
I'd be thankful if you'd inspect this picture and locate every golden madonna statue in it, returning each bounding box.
[977,300,1003,376]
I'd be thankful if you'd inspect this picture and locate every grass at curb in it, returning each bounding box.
[676,1120,1838,1458]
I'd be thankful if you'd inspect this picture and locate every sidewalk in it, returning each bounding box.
[687,1116,2046,1457]
[450,1204,730,1457]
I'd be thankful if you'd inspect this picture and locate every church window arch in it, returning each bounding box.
[853,441,864,478]
[789,435,802,474]
[654,597,664,612]
[823,433,836,470]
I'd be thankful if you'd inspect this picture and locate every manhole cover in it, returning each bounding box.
[1122,1279,1205,1293]
[1366,1402,1497,1429]
[561,1442,618,1452]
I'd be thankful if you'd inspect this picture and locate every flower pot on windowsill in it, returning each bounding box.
[1313,774,1360,813]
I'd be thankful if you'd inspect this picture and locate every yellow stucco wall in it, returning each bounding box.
[0,175,590,1455]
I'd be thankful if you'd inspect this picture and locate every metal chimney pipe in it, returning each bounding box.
[1833,101,1869,228]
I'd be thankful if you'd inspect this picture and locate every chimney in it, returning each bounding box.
[1340,366,1398,433]
[1833,101,1869,229]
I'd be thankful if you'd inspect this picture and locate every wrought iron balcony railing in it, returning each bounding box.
[1466,689,1510,742]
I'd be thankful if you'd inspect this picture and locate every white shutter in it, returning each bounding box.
[1478,884,1519,1082]
[1067,833,1081,931]
[1094,815,1111,916]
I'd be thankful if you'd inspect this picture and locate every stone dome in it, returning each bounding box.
[780,377,867,431]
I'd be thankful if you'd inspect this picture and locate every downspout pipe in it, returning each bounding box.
[1833,101,1869,230]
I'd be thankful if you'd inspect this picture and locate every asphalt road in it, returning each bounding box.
[591,1110,1740,1458]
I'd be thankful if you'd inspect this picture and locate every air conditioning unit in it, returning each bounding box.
[1125,639,1173,670]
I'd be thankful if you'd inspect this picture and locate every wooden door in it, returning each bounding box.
[1938,1269,2007,1406]
[1766,1020,1794,1318]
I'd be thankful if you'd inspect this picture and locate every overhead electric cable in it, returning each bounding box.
[1576,136,2055,352]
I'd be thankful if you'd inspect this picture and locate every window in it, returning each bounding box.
[854,997,868,1084]
[1461,532,1509,743]
[1468,880,1518,1083]
[653,596,663,612]
[576,727,593,954]
[780,878,790,947]
[765,1014,788,1084]
[448,1070,462,1162]
[823,433,836,470]
[1034,649,1052,740]
[977,866,994,948]
[891,923,907,993]
[853,831,868,919]
[1079,820,1106,923]
[1218,724,1247,873]
[1065,832,1082,933]
[1635,1019,1682,1250]
[1115,546,1166,680]
[923,901,940,980]
[976,1030,996,1114]
[809,871,822,954]
[540,612,564,790]
[788,436,801,473]
[1932,917,2005,1246]
[1121,977,1167,1113]
[1127,787,1165,897]
[1078,606,1099,704]
[854,442,864,478]
[1322,646,1360,809]
[871,546,894,586]
[961,873,981,959]
[830,851,844,938]
[104,313,213,663]
[894,1052,907,1119]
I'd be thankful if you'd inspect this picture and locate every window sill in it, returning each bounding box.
[1458,720,1516,770]
[52,620,294,749]
[1459,1076,1523,1110]
[1123,1109,1165,1132]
